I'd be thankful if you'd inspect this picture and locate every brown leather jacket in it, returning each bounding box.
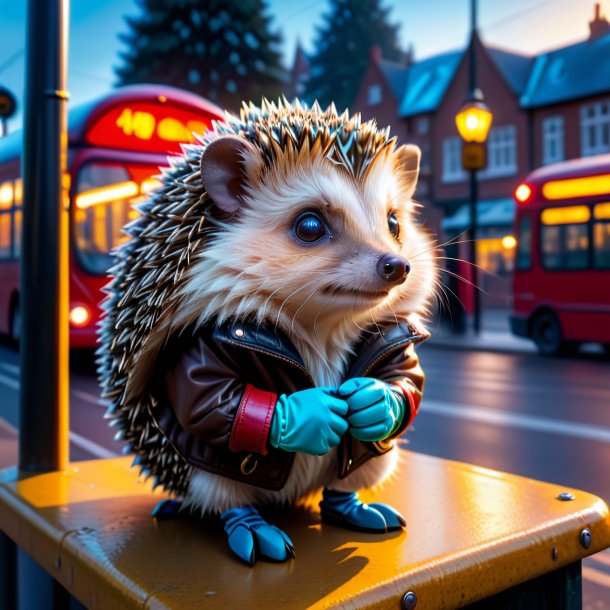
[154,318,428,491]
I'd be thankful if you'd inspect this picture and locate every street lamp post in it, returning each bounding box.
[455,0,492,335]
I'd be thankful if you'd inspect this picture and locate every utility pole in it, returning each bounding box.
[20,0,70,472]
[455,0,492,335]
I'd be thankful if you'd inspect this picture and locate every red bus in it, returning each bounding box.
[510,154,610,355]
[0,85,224,348]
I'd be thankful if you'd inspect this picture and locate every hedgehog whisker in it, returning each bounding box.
[274,276,327,331]
[290,285,321,336]
[434,256,501,280]
[434,266,488,295]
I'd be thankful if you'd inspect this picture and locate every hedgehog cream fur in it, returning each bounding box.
[97,98,436,507]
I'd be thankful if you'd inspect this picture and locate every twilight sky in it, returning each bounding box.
[0,0,602,131]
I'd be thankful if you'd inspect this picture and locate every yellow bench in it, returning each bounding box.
[1,450,609,609]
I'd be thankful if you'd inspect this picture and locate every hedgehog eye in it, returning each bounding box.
[293,212,328,243]
[388,212,400,240]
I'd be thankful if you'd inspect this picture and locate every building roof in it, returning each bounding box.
[487,47,534,96]
[378,59,409,100]
[520,32,610,108]
[398,50,462,118]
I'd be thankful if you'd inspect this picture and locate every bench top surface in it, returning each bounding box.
[1,451,609,610]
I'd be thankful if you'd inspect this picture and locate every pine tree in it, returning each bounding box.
[115,0,286,111]
[307,0,403,110]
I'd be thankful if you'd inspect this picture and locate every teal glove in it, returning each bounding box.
[337,377,405,442]
[269,388,348,455]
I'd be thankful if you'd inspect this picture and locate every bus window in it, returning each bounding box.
[541,223,589,270]
[0,214,10,259]
[13,208,22,257]
[0,182,13,260]
[74,161,153,275]
[541,205,590,270]
[515,216,532,270]
[594,202,610,269]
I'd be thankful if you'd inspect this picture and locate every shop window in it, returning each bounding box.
[515,216,532,270]
[476,237,514,277]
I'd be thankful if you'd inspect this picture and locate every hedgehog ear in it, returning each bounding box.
[394,144,421,198]
[200,136,259,213]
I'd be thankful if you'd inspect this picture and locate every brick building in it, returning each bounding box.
[350,3,610,307]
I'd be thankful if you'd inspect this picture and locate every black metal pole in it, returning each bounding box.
[468,0,481,335]
[469,0,477,95]
[19,0,70,471]
[469,170,480,334]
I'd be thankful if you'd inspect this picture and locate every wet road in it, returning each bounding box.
[412,343,610,609]
[0,339,609,607]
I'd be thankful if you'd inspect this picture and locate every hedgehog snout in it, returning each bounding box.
[376,254,410,285]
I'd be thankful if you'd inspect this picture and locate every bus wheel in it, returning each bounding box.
[530,311,575,356]
[9,301,20,347]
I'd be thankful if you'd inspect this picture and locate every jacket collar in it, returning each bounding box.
[212,317,429,379]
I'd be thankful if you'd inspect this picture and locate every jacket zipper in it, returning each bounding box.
[223,338,316,385]
[356,334,423,377]
[226,332,423,384]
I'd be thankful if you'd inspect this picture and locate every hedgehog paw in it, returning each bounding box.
[221,506,295,566]
[320,488,406,533]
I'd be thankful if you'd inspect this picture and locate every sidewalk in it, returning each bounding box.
[426,309,537,355]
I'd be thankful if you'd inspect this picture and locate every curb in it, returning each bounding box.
[424,337,536,355]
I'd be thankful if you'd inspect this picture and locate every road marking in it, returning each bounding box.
[69,431,117,459]
[0,373,106,408]
[0,362,19,375]
[0,417,17,434]
[590,550,610,570]
[583,565,610,588]
[423,399,610,445]
[71,389,106,407]
[0,375,117,458]
[0,372,19,391]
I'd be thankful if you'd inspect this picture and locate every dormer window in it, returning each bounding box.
[367,84,382,106]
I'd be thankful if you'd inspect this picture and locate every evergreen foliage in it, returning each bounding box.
[307,0,403,110]
[115,0,286,111]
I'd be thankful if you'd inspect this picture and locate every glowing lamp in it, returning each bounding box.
[515,183,532,203]
[501,235,517,250]
[69,305,90,328]
[455,100,493,143]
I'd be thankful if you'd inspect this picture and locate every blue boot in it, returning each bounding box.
[319,488,406,533]
[220,506,295,566]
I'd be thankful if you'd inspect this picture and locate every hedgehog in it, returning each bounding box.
[97,98,436,566]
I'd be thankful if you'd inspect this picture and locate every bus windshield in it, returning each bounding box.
[73,161,159,275]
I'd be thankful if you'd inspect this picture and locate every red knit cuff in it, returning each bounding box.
[229,384,277,455]
[393,379,422,431]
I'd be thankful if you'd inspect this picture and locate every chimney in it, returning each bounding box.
[589,2,610,40]
[370,45,382,63]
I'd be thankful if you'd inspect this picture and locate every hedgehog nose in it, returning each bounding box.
[377,254,410,285]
